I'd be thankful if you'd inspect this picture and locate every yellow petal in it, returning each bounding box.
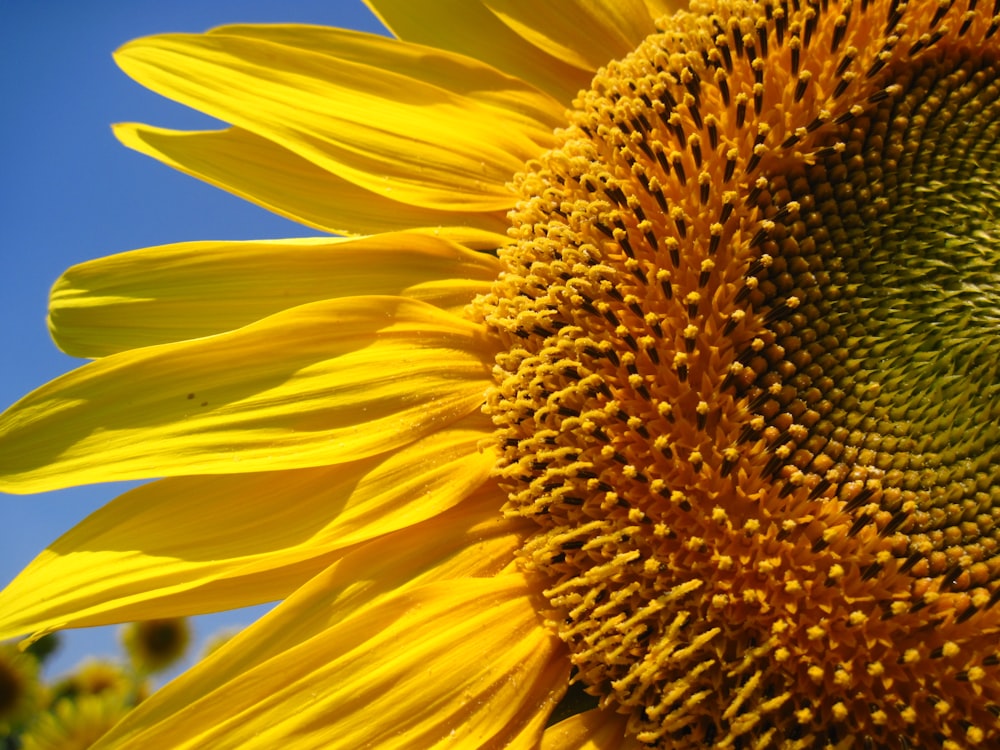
[0,413,497,639]
[114,28,559,212]
[0,297,493,493]
[70,486,539,744]
[208,23,564,128]
[193,477,526,648]
[364,0,593,101]
[114,123,511,237]
[49,232,502,357]
[542,708,640,750]
[485,0,657,72]
[643,0,686,18]
[97,577,565,749]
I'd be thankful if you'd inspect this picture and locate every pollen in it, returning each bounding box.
[476,0,1000,745]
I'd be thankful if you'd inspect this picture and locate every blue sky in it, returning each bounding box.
[0,1,386,681]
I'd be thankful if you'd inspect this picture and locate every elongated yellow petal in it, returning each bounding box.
[49,232,502,357]
[542,709,639,750]
[208,23,565,128]
[485,0,657,72]
[643,0,685,18]
[140,479,525,668]
[0,413,496,639]
[363,0,592,102]
[114,29,559,212]
[0,297,493,493]
[114,123,511,237]
[90,494,566,747]
[95,576,565,750]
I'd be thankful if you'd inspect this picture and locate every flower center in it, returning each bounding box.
[477,0,1000,746]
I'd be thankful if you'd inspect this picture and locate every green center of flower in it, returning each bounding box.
[478,0,1000,746]
[744,53,1000,580]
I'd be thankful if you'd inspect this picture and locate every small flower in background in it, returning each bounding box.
[1,0,999,747]
[120,619,190,677]
[20,694,131,750]
[48,661,134,706]
[2,618,193,750]
[0,641,43,740]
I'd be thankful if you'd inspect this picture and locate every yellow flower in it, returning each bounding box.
[1,0,999,747]
[120,618,191,675]
[21,693,131,750]
[0,641,42,731]
[50,660,140,706]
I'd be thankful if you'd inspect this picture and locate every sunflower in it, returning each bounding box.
[120,618,191,676]
[51,660,134,703]
[20,692,132,750]
[0,641,42,733]
[1,0,999,747]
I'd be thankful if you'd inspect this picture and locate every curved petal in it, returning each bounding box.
[363,0,593,102]
[114,28,559,212]
[91,491,567,750]
[49,232,502,357]
[207,23,565,127]
[542,708,640,750]
[94,576,566,750]
[0,413,497,639]
[643,0,687,20]
[114,123,511,237]
[485,0,658,72]
[0,297,493,493]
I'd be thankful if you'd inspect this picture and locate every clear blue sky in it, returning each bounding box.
[0,1,386,681]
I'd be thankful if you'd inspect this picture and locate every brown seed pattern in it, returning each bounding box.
[477,0,1000,746]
